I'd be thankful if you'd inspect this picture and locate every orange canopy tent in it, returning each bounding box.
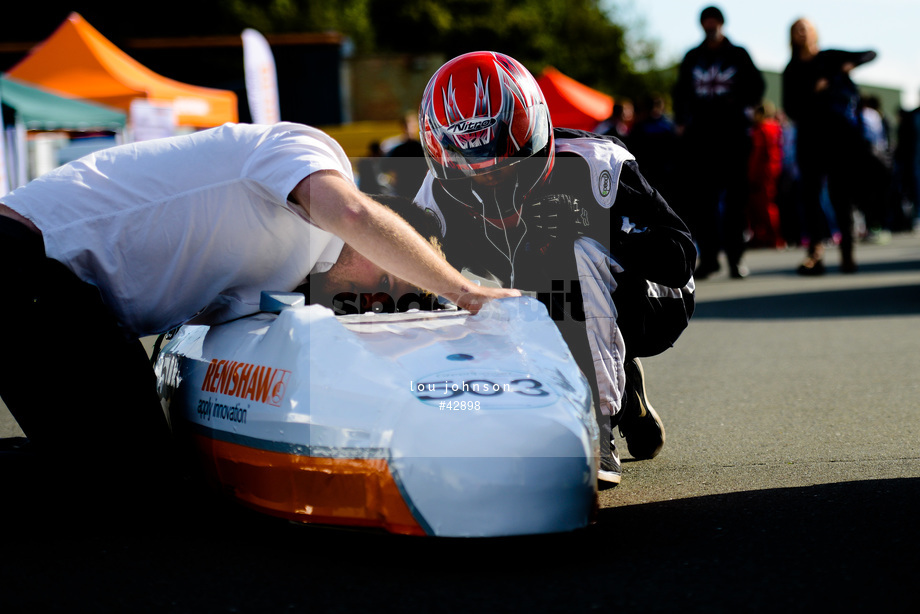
[7,13,237,128]
[536,66,613,131]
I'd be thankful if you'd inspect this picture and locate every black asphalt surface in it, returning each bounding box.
[2,232,919,613]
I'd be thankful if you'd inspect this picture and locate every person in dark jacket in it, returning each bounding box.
[783,17,877,274]
[627,94,680,206]
[673,6,765,279]
[414,51,696,487]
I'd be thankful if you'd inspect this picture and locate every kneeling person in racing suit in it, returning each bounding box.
[414,51,696,485]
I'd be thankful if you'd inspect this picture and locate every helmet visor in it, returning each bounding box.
[425,104,551,181]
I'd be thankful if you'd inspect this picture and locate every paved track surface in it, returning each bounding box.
[3,233,919,613]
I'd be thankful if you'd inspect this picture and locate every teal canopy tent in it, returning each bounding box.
[1,75,126,131]
[0,76,126,192]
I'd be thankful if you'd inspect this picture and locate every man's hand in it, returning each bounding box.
[448,285,521,315]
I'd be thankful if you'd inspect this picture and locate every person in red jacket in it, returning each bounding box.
[747,102,785,248]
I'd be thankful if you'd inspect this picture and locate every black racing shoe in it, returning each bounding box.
[618,358,666,460]
[598,442,622,488]
[596,413,621,488]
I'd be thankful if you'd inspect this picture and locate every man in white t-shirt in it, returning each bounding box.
[0,122,516,488]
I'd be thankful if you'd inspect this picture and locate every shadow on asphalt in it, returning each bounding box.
[750,256,920,279]
[2,476,917,612]
[695,283,920,319]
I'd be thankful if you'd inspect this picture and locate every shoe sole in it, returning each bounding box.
[597,469,621,486]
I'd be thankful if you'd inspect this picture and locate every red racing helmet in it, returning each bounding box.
[419,51,554,216]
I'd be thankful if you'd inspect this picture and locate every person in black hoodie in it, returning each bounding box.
[414,51,697,487]
[783,17,877,275]
[673,6,765,279]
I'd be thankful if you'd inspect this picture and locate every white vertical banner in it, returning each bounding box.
[14,120,27,187]
[242,28,281,124]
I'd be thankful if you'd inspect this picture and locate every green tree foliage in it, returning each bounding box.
[363,0,642,98]
[220,0,666,101]
[0,0,668,103]
[224,0,376,45]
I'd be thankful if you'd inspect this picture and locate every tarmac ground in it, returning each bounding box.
[2,231,919,613]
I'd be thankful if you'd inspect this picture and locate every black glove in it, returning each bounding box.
[516,194,592,289]
[527,193,591,244]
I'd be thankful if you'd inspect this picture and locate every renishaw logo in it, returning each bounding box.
[201,359,290,407]
[448,117,497,133]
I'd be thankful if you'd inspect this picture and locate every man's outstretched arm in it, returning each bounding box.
[291,170,519,313]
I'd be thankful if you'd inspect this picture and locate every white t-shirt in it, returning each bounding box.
[3,122,351,335]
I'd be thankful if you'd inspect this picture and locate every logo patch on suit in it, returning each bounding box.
[599,170,612,198]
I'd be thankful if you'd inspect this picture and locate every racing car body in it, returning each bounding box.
[154,294,598,537]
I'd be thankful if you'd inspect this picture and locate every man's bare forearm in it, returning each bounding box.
[291,171,518,312]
